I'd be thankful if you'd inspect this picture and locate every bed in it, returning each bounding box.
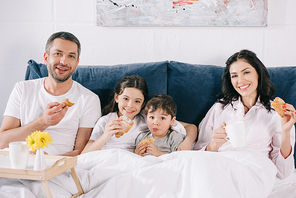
[1,60,295,197]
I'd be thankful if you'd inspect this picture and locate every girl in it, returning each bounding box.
[82,75,196,153]
[194,49,296,179]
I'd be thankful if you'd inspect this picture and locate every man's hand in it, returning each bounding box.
[40,102,68,127]
[0,102,68,149]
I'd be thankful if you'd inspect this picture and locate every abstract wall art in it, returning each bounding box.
[96,0,267,27]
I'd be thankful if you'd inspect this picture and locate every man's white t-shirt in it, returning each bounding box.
[4,78,101,155]
[90,111,186,152]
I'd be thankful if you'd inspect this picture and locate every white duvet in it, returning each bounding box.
[0,149,284,198]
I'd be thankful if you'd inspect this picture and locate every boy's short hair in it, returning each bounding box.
[145,94,177,118]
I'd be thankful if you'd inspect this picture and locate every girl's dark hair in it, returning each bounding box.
[144,94,177,118]
[102,75,149,116]
[217,49,275,111]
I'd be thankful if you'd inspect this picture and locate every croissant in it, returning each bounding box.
[138,138,155,146]
[272,97,285,117]
[115,116,134,138]
[61,98,75,107]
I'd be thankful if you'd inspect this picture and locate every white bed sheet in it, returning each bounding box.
[268,169,296,198]
[0,149,295,198]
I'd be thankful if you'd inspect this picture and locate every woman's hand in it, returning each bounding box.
[135,144,147,156]
[206,122,227,152]
[146,143,164,157]
[282,103,296,133]
[280,103,296,158]
[101,118,123,142]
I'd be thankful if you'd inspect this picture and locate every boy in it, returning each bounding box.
[135,94,185,157]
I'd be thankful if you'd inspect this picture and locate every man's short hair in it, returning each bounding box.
[45,31,81,59]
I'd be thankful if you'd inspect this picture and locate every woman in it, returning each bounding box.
[194,49,295,179]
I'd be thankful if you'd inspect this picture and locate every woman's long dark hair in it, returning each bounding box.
[102,75,149,116]
[217,49,275,111]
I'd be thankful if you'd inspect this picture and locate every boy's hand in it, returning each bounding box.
[146,143,164,157]
[135,144,147,156]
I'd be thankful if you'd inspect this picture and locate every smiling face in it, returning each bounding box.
[115,87,145,120]
[229,59,259,101]
[44,38,79,83]
[146,108,176,139]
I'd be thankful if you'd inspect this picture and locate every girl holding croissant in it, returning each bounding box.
[194,49,296,179]
[82,75,197,154]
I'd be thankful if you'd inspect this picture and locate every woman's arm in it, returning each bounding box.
[280,103,296,158]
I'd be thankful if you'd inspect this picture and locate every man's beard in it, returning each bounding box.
[48,64,74,83]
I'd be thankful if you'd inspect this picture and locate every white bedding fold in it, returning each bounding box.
[0,149,282,198]
[78,149,277,198]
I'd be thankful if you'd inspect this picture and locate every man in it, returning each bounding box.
[0,32,101,156]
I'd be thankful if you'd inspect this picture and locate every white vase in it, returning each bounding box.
[34,148,47,171]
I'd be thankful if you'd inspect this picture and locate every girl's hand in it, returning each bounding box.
[146,143,164,157]
[101,118,123,142]
[177,139,192,151]
[206,122,227,152]
[135,144,147,156]
[282,103,296,133]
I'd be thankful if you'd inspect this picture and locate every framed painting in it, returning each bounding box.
[96,0,267,26]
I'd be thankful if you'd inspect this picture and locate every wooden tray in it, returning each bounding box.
[0,151,83,198]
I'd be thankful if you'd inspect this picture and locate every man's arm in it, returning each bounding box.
[0,116,48,149]
[62,128,93,156]
[0,102,68,149]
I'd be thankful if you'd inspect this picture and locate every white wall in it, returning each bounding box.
[0,0,295,126]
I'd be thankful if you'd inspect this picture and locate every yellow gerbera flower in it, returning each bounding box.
[38,131,53,149]
[26,131,53,151]
[26,134,39,151]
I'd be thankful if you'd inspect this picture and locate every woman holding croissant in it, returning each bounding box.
[194,49,296,179]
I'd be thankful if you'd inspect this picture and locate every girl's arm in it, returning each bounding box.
[177,121,198,150]
[81,118,123,154]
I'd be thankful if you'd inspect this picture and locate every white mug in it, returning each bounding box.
[225,121,247,148]
[9,141,29,169]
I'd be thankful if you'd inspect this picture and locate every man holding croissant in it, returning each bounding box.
[0,32,101,156]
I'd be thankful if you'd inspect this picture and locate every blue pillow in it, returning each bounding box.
[267,67,296,107]
[168,61,224,126]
